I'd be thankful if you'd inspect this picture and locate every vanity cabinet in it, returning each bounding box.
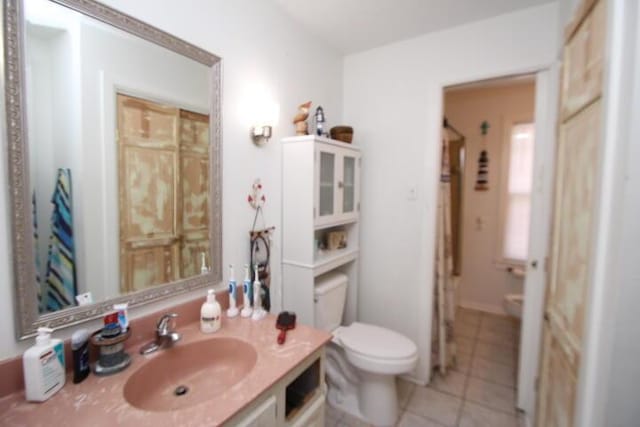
[235,396,277,427]
[225,349,326,427]
[282,136,360,327]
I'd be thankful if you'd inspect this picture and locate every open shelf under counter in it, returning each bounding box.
[283,247,359,277]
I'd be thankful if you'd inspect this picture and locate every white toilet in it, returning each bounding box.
[314,272,418,426]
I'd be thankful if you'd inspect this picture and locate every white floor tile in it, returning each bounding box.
[453,351,473,374]
[477,327,517,348]
[325,404,344,426]
[465,377,517,414]
[397,378,416,409]
[474,341,517,367]
[457,336,476,356]
[470,356,516,388]
[396,411,447,427]
[480,314,518,334]
[458,401,519,427]
[406,387,462,427]
[337,411,374,427]
[457,309,482,325]
[429,370,467,397]
[457,320,480,339]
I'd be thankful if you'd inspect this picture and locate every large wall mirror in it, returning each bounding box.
[4,0,222,338]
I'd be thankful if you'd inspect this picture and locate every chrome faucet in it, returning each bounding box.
[140,313,182,355]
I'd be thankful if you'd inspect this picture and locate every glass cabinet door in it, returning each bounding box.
[318,151,335,217]
[342,156,356,213]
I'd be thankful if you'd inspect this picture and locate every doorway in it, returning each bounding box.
[430,70,556,424]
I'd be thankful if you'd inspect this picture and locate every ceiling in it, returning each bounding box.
[273,0,555,54]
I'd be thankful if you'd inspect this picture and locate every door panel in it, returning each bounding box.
[118,94,210,291]
[179,110,210,276]
[537,1,605,425]
[318,151,336,217]
[539,325,578,427]
[561,0,605,120]
[549,101,601,347]
[342,155,356,213]
[124,244,179,292]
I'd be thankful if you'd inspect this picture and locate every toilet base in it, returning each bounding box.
[358,370,399,426]
[326,367,399,427]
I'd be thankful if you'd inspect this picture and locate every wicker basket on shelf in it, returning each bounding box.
[330,126,353,143]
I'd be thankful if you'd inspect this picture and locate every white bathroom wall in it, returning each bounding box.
[0,0,343,360]
[343,3,558,383]
[444,82,535,314]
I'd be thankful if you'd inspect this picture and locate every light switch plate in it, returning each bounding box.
[407,185,417,200]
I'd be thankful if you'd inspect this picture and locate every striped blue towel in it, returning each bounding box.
[43,168,77,312]
[32,191,44,313]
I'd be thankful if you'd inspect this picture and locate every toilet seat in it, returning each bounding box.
[333,323,418,375]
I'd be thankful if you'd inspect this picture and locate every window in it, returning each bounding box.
[501,122,535,262]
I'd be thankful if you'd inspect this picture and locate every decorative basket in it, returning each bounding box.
[330,126,353,144]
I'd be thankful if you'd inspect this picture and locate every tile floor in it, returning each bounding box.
[324,308,523,427]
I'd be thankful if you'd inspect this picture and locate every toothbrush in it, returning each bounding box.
[240,264,253,318]
[252,264,266,320]
[226,264,239,318]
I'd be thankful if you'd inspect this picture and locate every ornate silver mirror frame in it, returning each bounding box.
[3,0,222,339]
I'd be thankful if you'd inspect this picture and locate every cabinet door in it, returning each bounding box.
[315,146,340,227]
[235,395,277,427]
[290,392,324,427]
[338,152,360,223]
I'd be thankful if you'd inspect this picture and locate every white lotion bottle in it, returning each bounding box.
[23,327,66,402]
[252,264,266,320]
[200,289,221,333]
[227,264,239,318]
[240,264,253,318]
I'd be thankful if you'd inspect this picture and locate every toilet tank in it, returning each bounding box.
[314,272,348,332]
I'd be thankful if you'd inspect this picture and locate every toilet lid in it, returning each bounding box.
[336,322,417,360]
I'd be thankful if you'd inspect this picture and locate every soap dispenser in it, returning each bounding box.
[200,289,221,333]
[23,327,66,402]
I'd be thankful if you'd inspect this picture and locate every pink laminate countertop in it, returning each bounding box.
[0,314,331,427]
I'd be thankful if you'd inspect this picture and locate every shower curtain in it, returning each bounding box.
[431,127,457,375]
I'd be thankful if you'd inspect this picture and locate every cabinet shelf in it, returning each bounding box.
[313,217,357,231]
[282,248,359,277]
[313,248,359,276]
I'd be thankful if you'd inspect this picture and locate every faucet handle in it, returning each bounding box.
[157,313,178,333]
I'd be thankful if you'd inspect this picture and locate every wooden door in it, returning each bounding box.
[117,94,210,292]
[118,94,180,293]
[178,109,210,277]
[536,1,605,426]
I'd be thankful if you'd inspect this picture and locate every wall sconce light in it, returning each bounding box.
[248,93,279,146]
[251,125,273,144]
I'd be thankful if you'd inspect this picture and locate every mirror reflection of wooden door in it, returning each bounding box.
[536,1,605,426]
[117,94,210,293]
[178,110,210,277]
